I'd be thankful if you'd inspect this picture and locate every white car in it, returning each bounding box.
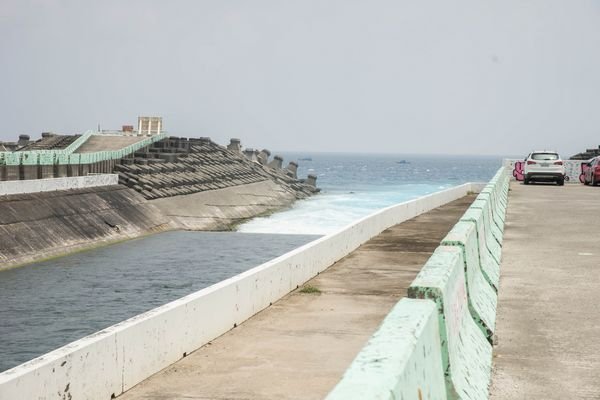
[523,151,565,186]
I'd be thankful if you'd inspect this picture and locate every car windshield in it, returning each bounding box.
[531,153,559,161]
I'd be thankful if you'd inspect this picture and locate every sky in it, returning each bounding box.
[1,1,600,157]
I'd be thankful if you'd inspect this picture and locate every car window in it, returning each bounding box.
[531,153,559,161]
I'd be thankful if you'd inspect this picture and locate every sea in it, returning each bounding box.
[0,153,503,372]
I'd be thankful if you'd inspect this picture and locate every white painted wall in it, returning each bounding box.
[0,174,118,196]
[0,182,480,400]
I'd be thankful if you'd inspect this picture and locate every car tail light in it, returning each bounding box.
[527,161,536,165]
[554,161,563,165]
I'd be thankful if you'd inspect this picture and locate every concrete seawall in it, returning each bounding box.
[150,180,301,230]
[0,178,315,269]
[0,185,172,270]
[0,183,479,400]
[0,174,118,196]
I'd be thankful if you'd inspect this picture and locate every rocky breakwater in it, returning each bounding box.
[116,137,318,230]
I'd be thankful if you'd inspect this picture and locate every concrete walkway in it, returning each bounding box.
[119,195,475,400]
[74,135,146,153]
[490,183,600,399]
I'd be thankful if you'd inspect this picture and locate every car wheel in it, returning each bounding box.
[592,175,596,186]
[557,177,565,186]
[524,177,529,185]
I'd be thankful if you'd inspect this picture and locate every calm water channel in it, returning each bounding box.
[0,231,319,372]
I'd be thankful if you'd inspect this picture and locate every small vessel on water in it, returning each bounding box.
[396,160,410,164]
[298,157,312,161]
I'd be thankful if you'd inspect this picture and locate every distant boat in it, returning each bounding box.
[396,160,410,164]
[298,157,312,161]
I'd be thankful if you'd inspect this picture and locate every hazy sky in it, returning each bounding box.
[1,1,600,156]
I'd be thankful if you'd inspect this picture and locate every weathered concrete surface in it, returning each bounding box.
[118,194,475,400]
[0,180,310,270]
[0,186,172,270]
[490,183,600,399]
[116,137,316,200]
[75,134,146,153]
[0,174,118,196]
[150,180,300,230]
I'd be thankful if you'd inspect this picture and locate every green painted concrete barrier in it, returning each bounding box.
[483,181,507,212]
[69,153,81,165]
[0,132,167,166]
[460,208,500,290]
[328,168,509,400]
[461,207,501,266]
[408,246,493,400]
[326,298,446,400]
[471,198,503,246]
[4,153,21,166]
[441,221,497,341]
[21,152,38,166]
[491,170,509,203]
[484,182,507,213]
[477,188,506,232]
[63,130,94,154]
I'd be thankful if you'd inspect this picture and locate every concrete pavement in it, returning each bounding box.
[490,183,600,399]
[118,195,475,400]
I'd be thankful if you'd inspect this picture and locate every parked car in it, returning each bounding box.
[583,156,600,186]
[523,151,565,186]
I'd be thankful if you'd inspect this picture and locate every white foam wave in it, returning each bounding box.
[237,184,451,235]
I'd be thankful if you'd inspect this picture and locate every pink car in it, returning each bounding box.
[583,156,600,186]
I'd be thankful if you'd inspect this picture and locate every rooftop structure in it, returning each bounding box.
[137,116,162,136]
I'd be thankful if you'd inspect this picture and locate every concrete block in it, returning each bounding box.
[267,155,283,169]
[479,188,506,226]
[0,321,125,400]
[306,174,317,187]
[441,221,497,340]
[3,152,21,166]
[22,165,39,180]
[56,164,68,178]
[68,164,80,177]
[40,165,54,179]
[481,186,506,223]
[326,299,445,400]
[462,206,501,264]
[0,175,119,196]
[257,149,270,165]
[4,166,19,181]
[17,134,30,147]
[227,138,241,152]
[408,246,493,400]
[460,208,500,290]
[21,152,38,166]
[285,161,298,179]
[471,198,503,246]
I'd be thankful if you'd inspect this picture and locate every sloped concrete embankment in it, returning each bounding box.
[151,180,302,230]
[0,183,478,400]
[327,167,509,400]
[0,185,172,270]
